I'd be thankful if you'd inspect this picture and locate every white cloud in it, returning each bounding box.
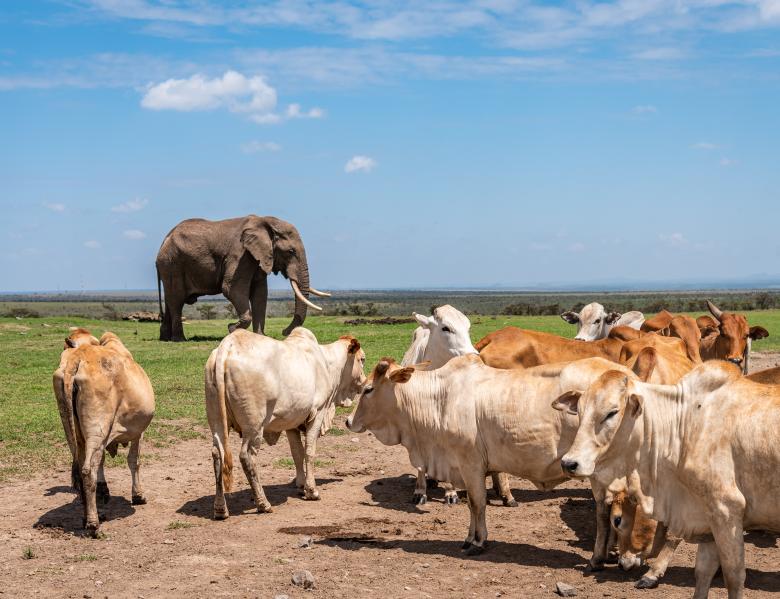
[112,197,149,213]
[123,229,147,240]
[84,240,101,249]
[659,232,688,247]
[141,70,279,123]
[241,140,281,153]
[720,157,736,167]
[691,142,720,150]
[44,202,65,212]
[529,241,552,251]
[286,103,325,119]
[345,155,377,173]
[632,104,658,115]
[568,242,586,253]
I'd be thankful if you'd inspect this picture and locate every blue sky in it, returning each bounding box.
[2,0,779,292]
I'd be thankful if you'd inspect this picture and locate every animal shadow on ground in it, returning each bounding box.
[365,474,453,513]
[320,536,585,568]
[178,478,342,520]
[183,335,225,342]
[43,485,76,496]
[558,496,597,550]
[35,495,136,535]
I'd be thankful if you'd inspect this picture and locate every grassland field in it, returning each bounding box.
[3,309,780,482]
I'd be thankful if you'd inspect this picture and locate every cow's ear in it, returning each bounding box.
[605,311,622,325]
[374,359,393,378]
[560,311,579,324]
[700,326,719,338]
[389,367,415,384]
[627,393,644,417]
[749,326,769,340]
[551,391,581,415]
[413,312,435,328]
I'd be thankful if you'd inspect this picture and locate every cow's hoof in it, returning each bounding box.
[502,497,518,508]
[635,577,659,589]
[96,482,111,505]
[257,504,274,514]
[426,478,439,489]
[465,544,485,556]
[445,493,459,505]
[85,523,100,539]
[586,561,605,572]
[412,493,427,505]
[304,489,320,501]
[131,494,147,505]
[461,540,473,550]
[213,510,229,521]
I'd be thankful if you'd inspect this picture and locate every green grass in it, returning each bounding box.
[3,310,780,481]
[22,547,36,560]
[76,554,97,562]
[166,520,196,530]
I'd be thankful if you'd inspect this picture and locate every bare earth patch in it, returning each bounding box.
[2,356,780,598]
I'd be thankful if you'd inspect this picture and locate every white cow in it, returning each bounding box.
[348,354,632,564]
[558,362,780,598]
[205,328,365,519]
[561,302,645,341]
[402,305,479,369]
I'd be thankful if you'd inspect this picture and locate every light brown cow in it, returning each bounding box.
[205,328,365,519]
[746,365,780,384]
[53,329,155,537]
[347,355,633,567]
[559,362,780,599]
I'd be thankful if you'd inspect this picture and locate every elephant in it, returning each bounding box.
[155,215,330,341]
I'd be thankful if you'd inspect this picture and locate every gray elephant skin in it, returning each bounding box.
[155,215,328,341]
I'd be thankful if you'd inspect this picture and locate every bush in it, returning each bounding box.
[196,304,217,320]
[2,307,40,318]
[101,303,121,321]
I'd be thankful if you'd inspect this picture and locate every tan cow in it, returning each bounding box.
[560,302,645,341]
[476,327,626,369]
[347,354,632,566]
[53,329,155,537]
[205,328,365,519]
[558,362,780,599]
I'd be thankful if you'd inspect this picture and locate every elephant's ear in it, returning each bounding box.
[241,220,275,274]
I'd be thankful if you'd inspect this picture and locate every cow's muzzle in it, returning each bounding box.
[561,458,579,476]
[727,357,743,365]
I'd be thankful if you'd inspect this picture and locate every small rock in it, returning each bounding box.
[350,438,360,443]
[297,536,313,549]
[421,563,431,569]
[163,539,175,545]
[291,570,316,590]
[404,587,411,591]
[94,581,103,587]
[274,595,290,599]
[556,581,577,597]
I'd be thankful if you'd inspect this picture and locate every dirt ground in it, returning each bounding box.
[2,356,780,599]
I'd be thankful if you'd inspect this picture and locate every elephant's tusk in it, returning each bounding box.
[307,286,332,298]
[291,280,323,311]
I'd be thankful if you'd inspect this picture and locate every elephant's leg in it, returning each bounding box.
[250,274,268,335]
[159,302,172,341]
[166,297,186,342]
[225,281,252,335]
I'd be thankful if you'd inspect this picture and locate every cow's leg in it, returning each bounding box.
[286,429,306,489]
[693,541,721,599]
[491,472,516,507]
[96,453,110,506]
[302,421,323,501]
[80,441,105,537]
[239,434,273,513]
[712,519,746,599]
[636,526,681,589]
[589,486,611,571]
[128,437,147,505]
[461,471,488,555]
[413,467,428,505]
[211,436,229,520]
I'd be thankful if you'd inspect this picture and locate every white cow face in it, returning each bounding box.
[412,305,478,369]
[561,302,622,341]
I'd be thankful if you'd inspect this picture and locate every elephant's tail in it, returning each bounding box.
[156,264,163,321]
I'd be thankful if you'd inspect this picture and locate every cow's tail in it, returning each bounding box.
[54,360,83,492]
[212,347,234,492]
[156,264,164,321]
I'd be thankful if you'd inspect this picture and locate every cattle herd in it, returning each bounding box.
[53,299,780,599]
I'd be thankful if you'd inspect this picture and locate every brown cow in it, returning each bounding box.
[746,365,780,384]
[475,328,625,369]
[53,329,155,537]
[699,300,768,373]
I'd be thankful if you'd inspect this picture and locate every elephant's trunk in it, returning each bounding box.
[283,267,312,336]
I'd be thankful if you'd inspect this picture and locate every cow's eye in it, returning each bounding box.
[442,326,452,333]
[594,319,601,324]
[603,409,619,422]
[363,386,373,395]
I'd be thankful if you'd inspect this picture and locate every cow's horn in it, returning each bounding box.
[706,300,723,320]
